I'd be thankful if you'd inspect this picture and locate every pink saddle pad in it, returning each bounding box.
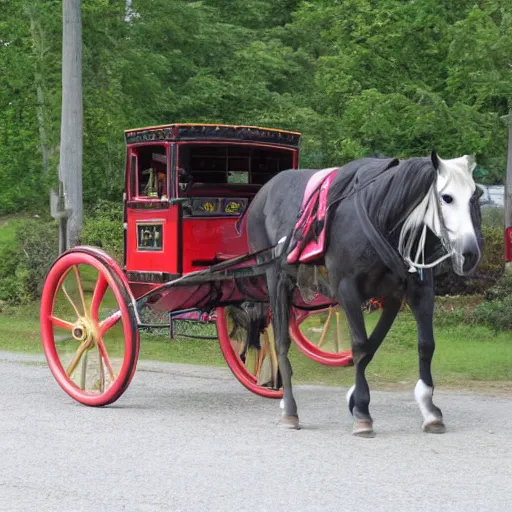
[287,168,338,264]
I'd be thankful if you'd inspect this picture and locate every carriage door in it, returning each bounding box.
[124,143,182,281]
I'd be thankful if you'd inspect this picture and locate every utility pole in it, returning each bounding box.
[500,113,512,271]
[58,0,83,249]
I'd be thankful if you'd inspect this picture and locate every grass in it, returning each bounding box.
[2,301,511,392]
[0,215,31,247]
[1,214,510,393]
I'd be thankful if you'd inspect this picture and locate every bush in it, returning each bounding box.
[470,296,512,333]
[457,273,512,332]
[481,207,504,229]
[0,220,58,305]
[484,271,512,301]
[80,199,124,262]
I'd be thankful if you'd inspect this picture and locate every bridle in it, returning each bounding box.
[401,178,454,273]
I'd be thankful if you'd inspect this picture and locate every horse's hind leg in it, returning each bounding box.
[339,279,402,437]
[267,265,299,429]
[406,272,445,434]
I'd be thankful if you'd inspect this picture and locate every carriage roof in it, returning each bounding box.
[124,123,301,148]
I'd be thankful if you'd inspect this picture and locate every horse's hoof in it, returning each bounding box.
[279,415,300,430]
[422,419,446,434]
[352,420,375,438]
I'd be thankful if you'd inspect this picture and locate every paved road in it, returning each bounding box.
[1,351,511,512]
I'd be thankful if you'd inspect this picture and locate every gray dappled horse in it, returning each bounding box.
[246,153,482,436]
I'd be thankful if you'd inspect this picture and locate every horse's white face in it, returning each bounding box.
[428,154,482,275]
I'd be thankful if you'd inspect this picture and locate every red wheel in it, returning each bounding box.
[216,306,283,399]
[290,306,353,366]
[40,248,139,406]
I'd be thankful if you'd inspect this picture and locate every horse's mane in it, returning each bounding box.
[327,157,438,279]
[329,157,437,233]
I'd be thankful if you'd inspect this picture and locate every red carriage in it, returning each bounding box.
[40,123,353,406]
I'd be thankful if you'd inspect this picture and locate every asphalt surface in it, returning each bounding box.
[1,350,511,512]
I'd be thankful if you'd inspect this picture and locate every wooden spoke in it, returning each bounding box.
[245,347,258,375]
[317,308,333,349]
[256,342,267,376]
[100,310,122,335]
[79,351,88,390]
[265,328,279,388]
[66,341,89,378]
[91,272,109,322]
[73,265,88,318]
[62,284,82,319]
[96,336,115,382]
[335,307,342,353]
[98,347,105,393]
[50,316,74,331]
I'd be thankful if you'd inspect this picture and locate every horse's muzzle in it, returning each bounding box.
[461,238,482,275]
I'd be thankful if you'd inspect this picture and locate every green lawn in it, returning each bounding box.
[3,302,511,391]
[0,215,31,247]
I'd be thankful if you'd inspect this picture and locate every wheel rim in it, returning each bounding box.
[290,306,353,366]
[216,306,283,398]
[40,252,139,406]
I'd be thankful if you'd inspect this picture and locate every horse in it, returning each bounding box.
[245,152,483,436]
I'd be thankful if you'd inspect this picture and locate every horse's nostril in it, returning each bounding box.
[462,251,478,271]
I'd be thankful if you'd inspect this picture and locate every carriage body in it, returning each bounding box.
[123,123,300,306]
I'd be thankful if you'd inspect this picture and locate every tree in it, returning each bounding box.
[59,0,82,247]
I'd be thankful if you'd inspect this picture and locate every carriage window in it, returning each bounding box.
[133,145,168,199]
[228,172,249,184]
[177,144,293,189]
[130,155,137,198]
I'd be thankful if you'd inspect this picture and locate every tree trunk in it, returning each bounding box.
[59,0,83,248]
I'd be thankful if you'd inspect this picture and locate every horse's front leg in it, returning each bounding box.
[406,271,445,434]
[267,265,299,429]
[340,279,402,437]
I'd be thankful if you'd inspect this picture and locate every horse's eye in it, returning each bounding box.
[442,194,453,204]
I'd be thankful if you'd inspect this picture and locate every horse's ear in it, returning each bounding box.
[465,154,477,174]
[431,150,440,170]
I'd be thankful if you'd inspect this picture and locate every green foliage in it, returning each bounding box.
[436,273,512,333]
[470,296,512,333]
[0,219,58,305]
[484,271,512,301]
[0,0,510,215]
[80,199,123,261]
[479,226,505,277]
[481,207,505,229]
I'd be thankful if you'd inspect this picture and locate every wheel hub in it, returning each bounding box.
[72,321,93,343]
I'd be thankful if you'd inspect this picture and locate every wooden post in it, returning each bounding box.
[500,113,512,271]
[50,181,72,254]
[59,0,83,247]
